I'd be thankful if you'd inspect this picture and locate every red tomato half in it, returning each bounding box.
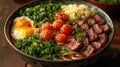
[53,20,64,30]
[55,12,69,21]
[40,29,54,41]
[60,24,72,35]
[55,33,68,44]
[41,22,53,30]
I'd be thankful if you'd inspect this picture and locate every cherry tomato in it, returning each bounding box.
[60,24,72,35]
[41,22,53,30]
[53,20,64,30]
[40,29,54,41]
[55,33,68,44]
[55,12,69,21]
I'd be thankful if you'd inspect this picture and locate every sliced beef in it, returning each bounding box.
[99,33,107,46]
[100,24,110,33]
[83,37,90,48]
[81,23,89,31]
[77,20,85,26]
[93,24,102,34]
[92,42,102,50]
[87,28,98,41]
[94,14,105,25]
[65,38,82,51]
[83,45,95,56]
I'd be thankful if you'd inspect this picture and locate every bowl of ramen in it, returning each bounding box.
[4,0,114,67]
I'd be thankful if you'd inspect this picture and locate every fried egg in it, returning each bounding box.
[11,16,34,40]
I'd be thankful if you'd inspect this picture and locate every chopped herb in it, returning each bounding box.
[66,21,76,26]
[20,3,62,27]
[63,48,70,53]
[15,34,61,60]
[74,12,78,17]
[75,27,82,33]
[76,32,83,42]
[87,21,94,27]
[72,26,82,35]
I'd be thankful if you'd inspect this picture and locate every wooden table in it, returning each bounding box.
[0,0,120,67]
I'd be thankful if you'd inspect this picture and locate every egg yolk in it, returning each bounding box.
[14,17,33,30]
[19,27,34,37]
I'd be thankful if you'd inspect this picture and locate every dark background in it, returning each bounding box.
[0,0,120,67]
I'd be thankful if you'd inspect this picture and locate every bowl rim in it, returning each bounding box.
[4,0,114,63]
